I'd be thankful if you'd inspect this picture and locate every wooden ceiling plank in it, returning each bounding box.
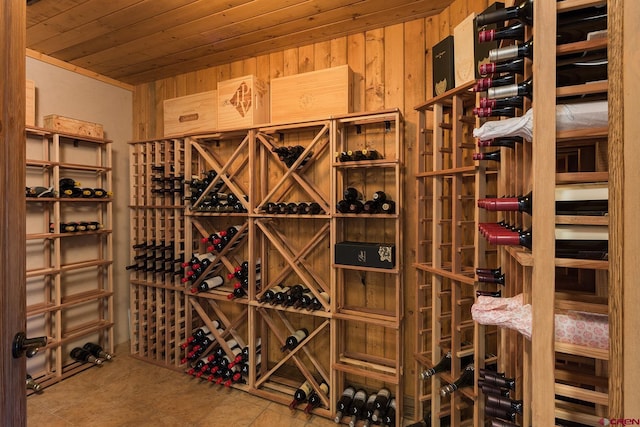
[118,1,448,84]
[65,0,356,68]
[49,0,255,62]
[85,0,439,76]
[27,0,145,45]
[26,0,89,27]
[104,0,448,80]
[29,0,198,54]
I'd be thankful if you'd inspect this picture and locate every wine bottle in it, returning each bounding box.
[474,107,518,118]
[380,398,396,427]
[362,200,380,214]
[304,381,329,414]
[337,151,353,162]
[479,380,511,398]
[334,386,356,423]
[191,275,224,293]
[420,351,452,379]
[304,202,323,215]
[477,290,502,298]
[476,266,501,276]
[70,347,103,365]
[289,380,313,410]
[477,273,506,286]
[477,137,523,148]
[272,285,291,306]
[361,393,378,427]
[344,187,363,201]
[440,364,474,396]
[258,285,283,304]
[487,77,532,100]
[230,338,262,367]
[82,342,114,360]
[478,21,525,43]
[486,394,524,415]
[379,200,396,214]
[308,292,330,311]
[476,0,533,26]
[479,58,526,76]
[284,286,311,307]
[556,6,607,45]
[473,150,501,162]
[348,389,368,427]
[482,371,517,390]
[348,200,364,214]
[371,387,392,422]
[485,405,517,423]
[474,74,517,92]
[26,374,42,392]
[336,200,351,213]
[281,328,309,351]
[361,149,381,160]
[482,223,608,260]
[489,38,533,62]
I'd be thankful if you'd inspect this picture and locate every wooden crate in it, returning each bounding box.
[270,65,353,123]
[217,75,269,129]
[453,13,476,87]
[163,90,217,137]
[26,80,35,127]
[43,115,104,138]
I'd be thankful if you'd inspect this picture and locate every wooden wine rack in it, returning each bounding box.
[128,109,403,426]
[128,137,187,367]
[413,1,620,425]
[414,82,498,426]
[26,126,113,392]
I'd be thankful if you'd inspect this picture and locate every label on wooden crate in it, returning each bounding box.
[163,90,217,136]
[270,65,353,123]
[217,75,269,129]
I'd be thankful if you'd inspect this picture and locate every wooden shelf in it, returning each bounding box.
[26,126,113,393]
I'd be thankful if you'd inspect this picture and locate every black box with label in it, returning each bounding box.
[475,2,505,78]
[432,35,455,96]
[335,241,396,270]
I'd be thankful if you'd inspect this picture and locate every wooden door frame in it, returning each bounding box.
[0,1,27,426]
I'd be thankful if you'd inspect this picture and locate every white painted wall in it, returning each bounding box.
[27,57,133,348]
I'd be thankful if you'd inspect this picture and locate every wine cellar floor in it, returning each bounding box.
[26,345,339,427]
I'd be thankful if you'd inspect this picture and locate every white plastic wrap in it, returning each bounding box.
[472,294,609,349]
[472,100,608,142]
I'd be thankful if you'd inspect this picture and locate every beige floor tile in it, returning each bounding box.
[250,406,308,427]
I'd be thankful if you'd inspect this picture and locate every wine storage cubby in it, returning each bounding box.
[331,109,404,427]
[129,137,187,367]
[414,82,499,426]
[26,126,113,392]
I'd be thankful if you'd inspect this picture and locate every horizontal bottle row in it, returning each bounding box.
[262,202,324,215]
[479,221,608,260]
[70,342,114,366]
[50,222,104,233]
[27,185,112,198]
[334,385,396,427]
[335,149,382,162]
[258,285,330,312]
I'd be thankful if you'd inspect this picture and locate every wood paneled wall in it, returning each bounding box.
[132,0,493,405]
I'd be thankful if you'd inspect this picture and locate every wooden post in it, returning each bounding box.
[0,0,26,425]
[531,0,556,425]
